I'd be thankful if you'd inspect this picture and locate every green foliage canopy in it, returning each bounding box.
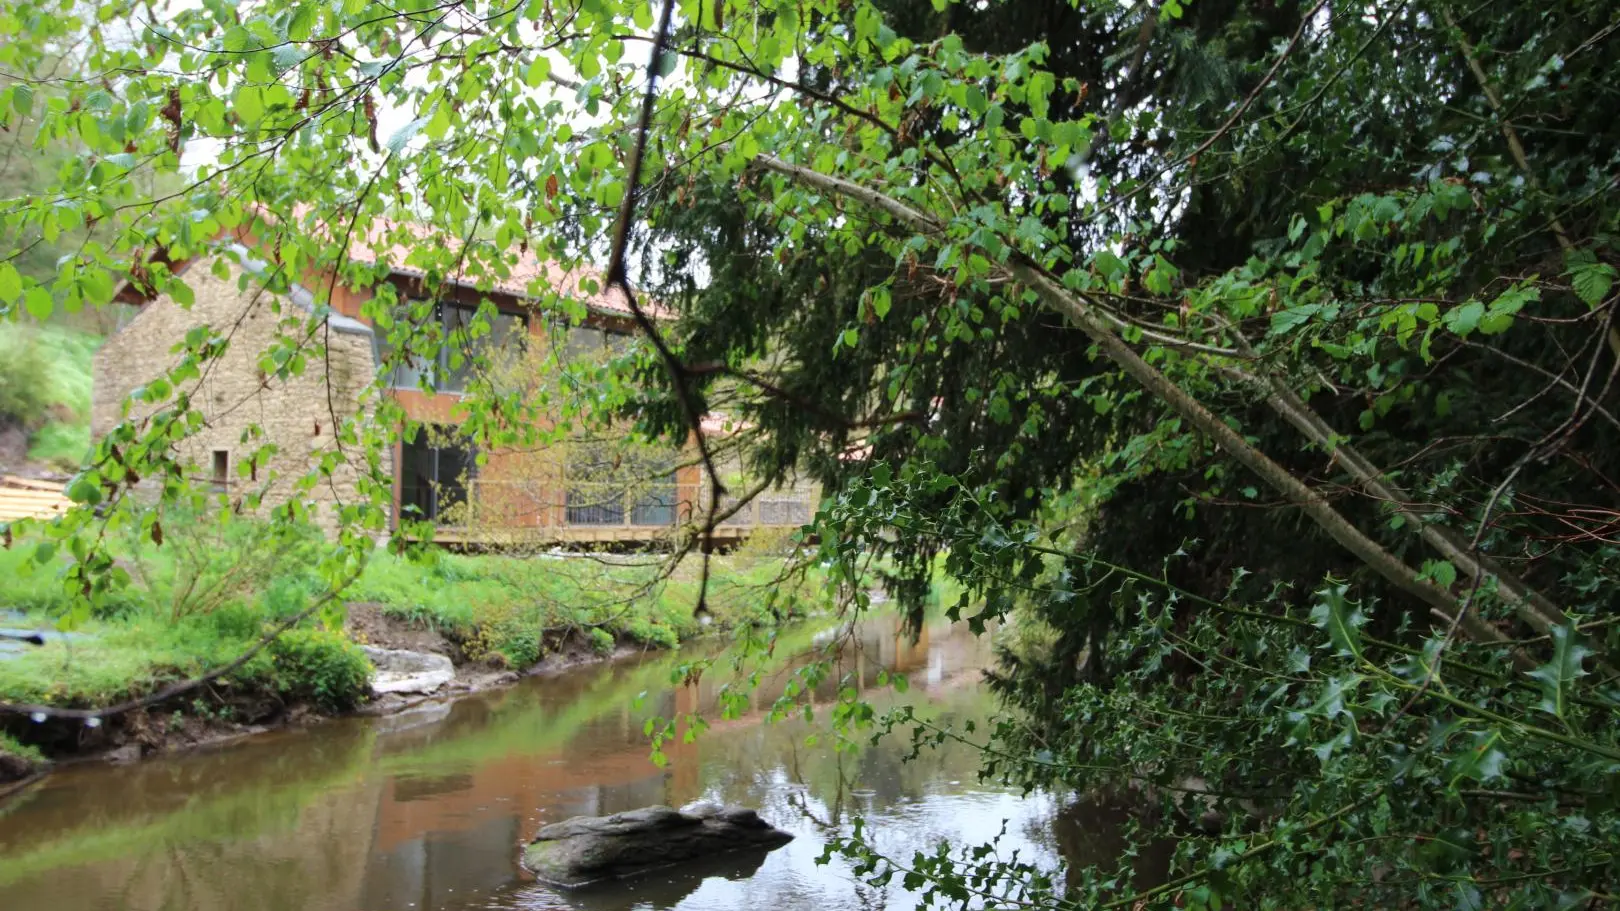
[2,0,1619,905]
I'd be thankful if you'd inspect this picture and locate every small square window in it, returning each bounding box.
[211,450,229,492]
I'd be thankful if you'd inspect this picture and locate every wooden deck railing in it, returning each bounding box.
[419,478,816,544]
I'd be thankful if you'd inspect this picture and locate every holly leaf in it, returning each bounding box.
[1446,729,1507,786]
[1527,624,1591,718]
[1310,583,1364,658]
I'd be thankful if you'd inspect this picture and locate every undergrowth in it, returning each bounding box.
[348,549,823,667]
[0,323,98,469]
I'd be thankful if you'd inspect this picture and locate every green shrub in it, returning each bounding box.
[587,627,615,654]
[464,598,547,667]
[266,628,372,712]
[0,326,52,429]
[26,420,89,468]
[125,507,327,623]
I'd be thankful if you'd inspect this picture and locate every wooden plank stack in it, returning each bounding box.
[0,476,71,523]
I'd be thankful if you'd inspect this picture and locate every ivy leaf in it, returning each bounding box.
[1527,624,1591,718]
[1309,584,1364,658]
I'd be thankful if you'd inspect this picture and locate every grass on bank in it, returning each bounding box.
[348,545,821,666]
[0,517,830,728]
[0,731,46,765]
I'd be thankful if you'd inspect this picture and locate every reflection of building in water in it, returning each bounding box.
[0,617,999,911]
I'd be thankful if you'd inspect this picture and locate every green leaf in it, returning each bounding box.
[1269,304,1320,336]
[1477,311,1514,335]
[1527,624,1591,718]
[1446,729,1507,786]
[1571,260,1616,309]
[386,116,429,153]
[234,85,265,123]
[871,287,891,319]
[525,56,552,88]
[1092,249,1125,281]
[1442,300,1484,336]
[1422,559,1457,589]
[426,104,452,141]
[0,262,21,304]
[11,82,33,117]
[24,287,53,320]
[67,475,103,505]
[222,26,255,52]
[287,5,315,41]
[1309,584,1364,658]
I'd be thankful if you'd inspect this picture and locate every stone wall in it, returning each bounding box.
[93,257,390,536]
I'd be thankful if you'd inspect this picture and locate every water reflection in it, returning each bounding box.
[0,616,1076,911]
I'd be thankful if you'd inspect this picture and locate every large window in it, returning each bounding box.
[400,427,475,525]
[563,446,677,527]
[444,303,527,392]
[379,300,527,392]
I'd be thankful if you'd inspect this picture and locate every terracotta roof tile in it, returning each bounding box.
[262,206,668,319]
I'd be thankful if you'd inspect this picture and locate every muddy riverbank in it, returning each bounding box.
[0,605,709,784]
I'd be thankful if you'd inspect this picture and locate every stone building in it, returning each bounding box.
[97,226,816,542]
[94,247,384,535]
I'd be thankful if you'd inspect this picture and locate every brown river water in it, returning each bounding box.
[0,616,1144,910]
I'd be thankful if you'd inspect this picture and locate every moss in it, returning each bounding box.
[0,731,47,781]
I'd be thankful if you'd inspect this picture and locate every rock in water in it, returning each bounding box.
[522,804,794,887]
[361,646,455,695]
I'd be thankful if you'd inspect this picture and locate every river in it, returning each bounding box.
[0,615,1139,910]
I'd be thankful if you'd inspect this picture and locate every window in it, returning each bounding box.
[211,450,229,492]
[399,428,475,525]
[565,326,605,360]
[630,472,677,526]
[565,446,624,526]
[564,325,633,362]
[564,446,676,527]
[381,301,527,392]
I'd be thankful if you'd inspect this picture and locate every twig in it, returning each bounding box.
[603,0,726,615]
